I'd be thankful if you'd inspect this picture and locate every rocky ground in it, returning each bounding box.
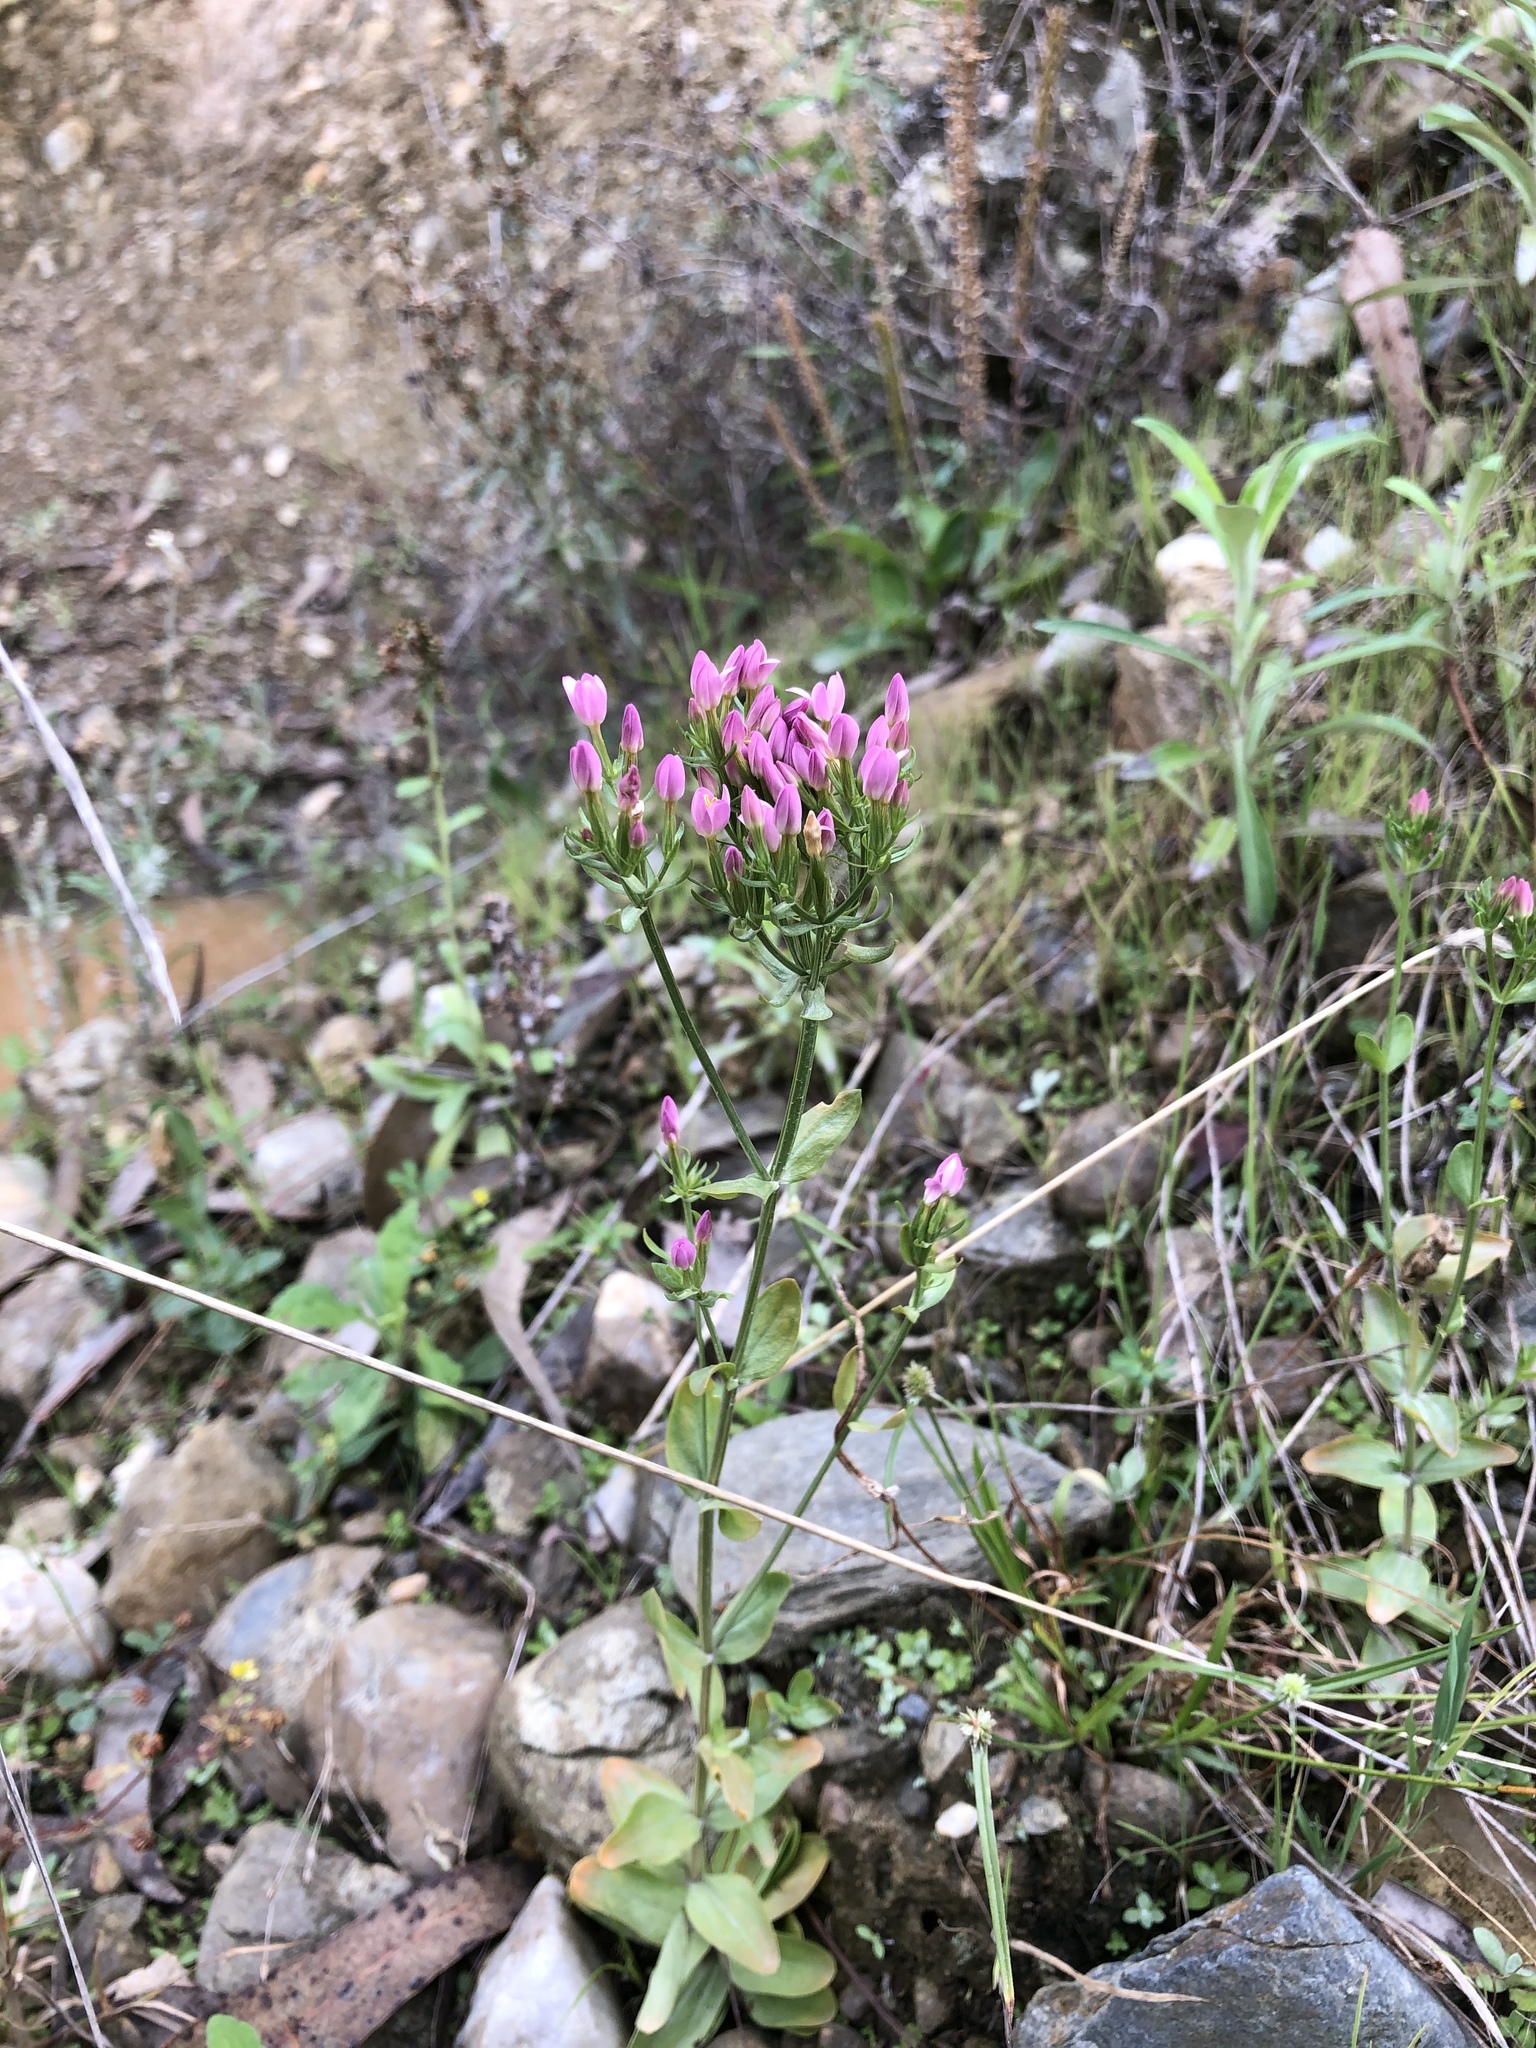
[5,2,1536,2048]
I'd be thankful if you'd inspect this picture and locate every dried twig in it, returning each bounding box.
[775,292,850,473]
[0,631,181,1025]
[1104,131,1159,300]
[943,0,988,460]
[847,120,920,488]
[1011,5,1067,412]
[763,397,832,523]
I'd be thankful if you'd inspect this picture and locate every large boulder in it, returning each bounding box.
[671,1408,1112,1646]
[488,1600,691,1872]
[1013,1867,1473,2047]
[103,1418,295,1628]
[302,1604,507,1876]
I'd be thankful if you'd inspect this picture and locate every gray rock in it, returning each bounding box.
[1318,872,1395,981]
[671,1409,1112,1646]
[21,1017,134,1117]
[196,1820,409,1997]
[1035,604,1128,691]
[1486,1277,1536,1382]
[1080,1758,1188,1847]
[483,1428,583,1540]
[1239,1336,1331,1422]
[103,1418,295,1628]
[1278,265,1346,367]
[1047,1104,1161,1223]
[70,1893,149,1996]
[262,1226,376,1381]
[1013,1866,1473,2047]
[0,1262,105,1406]
[963,1176,1084,1286]
[457,1874,625,2048]
[576,1271,679,1427]
[251,1112,362,1220]
[489,1599,691,1871]
[5,1496,78,1554]
[1145,1228,1224,1372]
[204,1543,382,1737]
[0,1155,52,1294]
[302,1604,507,1876]
[0,1544,113,1681]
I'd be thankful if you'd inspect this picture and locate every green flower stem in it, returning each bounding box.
[1425,936,1508,1383]
[639,907,769,1174]
[1378,870,1412,1270]
[728,1009,821,1373]
[422,697,468,1012]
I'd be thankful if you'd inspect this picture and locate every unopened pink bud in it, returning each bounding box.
[721,707,747,753]
[804,811,824,858]
[659,1096,681,1147]
[775,783,803,839]
[691,650,728,714]
[923,1152,966,1203]
[723,843,745,882]
[629,817,647,847]
[570,740,603,793]
[563,672,607,729]
[817,807,835,851]
[669,1236,697,1271]
[616,764,642,809]
[810,673,846,721]
[746,683,782,735]
[885,674,910,727]
[1408,787,1432,819]
[695,1209,712,1246]
[827,712,859,761]
[1498,875,1535,918]
[654,754,685,804]
[861,746,900,802]
[746,732,776,782]
[762,810,783,853]
[621,703,644,757]
[866,714,889,751]
[736,639,779,692]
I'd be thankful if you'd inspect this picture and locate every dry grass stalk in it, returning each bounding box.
[775,291,851,474]
[763,395,833,523]
[847,119,921,489]
[1011,4,1068,413]
[942,0,988,461]
[1105,130,1159,299]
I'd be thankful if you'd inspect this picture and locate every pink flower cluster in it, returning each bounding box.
[923,1153,966,1204]
[563,670,685,847]
[1498,875,1535,920]
[669,1209,712,1272]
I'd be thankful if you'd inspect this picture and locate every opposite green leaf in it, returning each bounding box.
[207,2023,264,2048]
[597,1791,703,1871]
[735,1278,802,1383]
[713,1572,792,1665]
[636,1913,710,2035]
[667,1379,722,1483]
[567,1858,686,1947]
[685,1874,780,1976]
[782,1090,862,1182]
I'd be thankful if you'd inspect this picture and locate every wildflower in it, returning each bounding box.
[691,787,731,837]
[628,817,648,847]
[723,843,746,882]
[621,703,644,757]
[740,786,772,836]
[810,673,846,722]
[659,1096,681,1148]
[1499,875,1536,920]
[923,1152,966,1203]
[669,1235,697,1271]
[775,783,803,840]
[1408,787,1432,819]
[720,707,747,754]
[1273,1672,1309,1708]
[804,811,826,859]
[695,1209,712,1246]
[691,649,729,715]
[794,742,828,790]
[570,740,603,794]
[746,732,777,784]
[746,681,783,735]
[735,639,779,692]
[902,1362,935,1403]
[827,711,860,761]
[654,753,685,804]
[816,807,835,851]
[229,1658,260,1682]
[885,674,910,728]
[563,672,607,730]
[861,746,900,803]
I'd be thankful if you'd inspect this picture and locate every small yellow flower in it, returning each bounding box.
[229,1659,260,1682]
[471,1187,490,1206]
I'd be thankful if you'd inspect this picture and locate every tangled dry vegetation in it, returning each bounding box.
[13,2,1536,2047]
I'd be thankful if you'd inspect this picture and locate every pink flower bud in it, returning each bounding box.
[827,712,859,761]
[775,783,803,840]
[817,807,836,850]
[654,753,685,804]
[629,817,648,847]
[691,787,731,838]
[621,703,644,757]
[810,673,846,721]
[923,1152,966,1203]
[695,1209,712,1246]
[885,673,910,727]
[563,672,607,730]
[691,650,728,714]
[1408,787,1432,819]
[866,714,889,751]
[569,740,603,793]
[768,716,790,762]
[723,843,745,882]
[740,786,771,834]
[746,732,776,783]
[616,763,642,810]
[794,743,828,791]
[659,1096,681,1147]
[746,683,782,735]
[1498,875,1535,918]
[669,1235,697,1271]
[720,707,747,753]
[736,639,779,692]
[887,716,910,752]
[762,813,783,853]
[861,745,900,802]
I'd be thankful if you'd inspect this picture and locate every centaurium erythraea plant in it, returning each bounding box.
[557,643,953,2046]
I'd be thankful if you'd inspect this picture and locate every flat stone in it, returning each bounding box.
[919,1718,970,1789]
[251,1112,362,1221]
[0,1155,54,1293]
[483,1429,583,1540]
[1013,1866,1473,2046]
[302,1604,507,1876]
[0,1262,105,1406]
[1145,1227,1224,1363]
[1239,1335,1331,1423]
[44,117,94,176]
[103,1417,295,1628]
[671,1409,1112,1646]
[307,1014,379,1098]
[457,1874,625,2048]
[5,1496,78,1554]
[1363,1786,1536,1953]
[963,1176,1083,1281]
[576,1271,679,1427]
[196,1820,409,1997]
[0,1544,113,1681]
[1301,524,1357,576]
[489,1599,691,1871]
[1047,1103,1161,1223]
[1081,1758,1187,1847]
[69,1894,148,1996]
[22,1017,135,1117]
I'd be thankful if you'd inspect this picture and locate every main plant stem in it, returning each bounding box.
[640,908,769,1173]
[1378,872,1411,1270]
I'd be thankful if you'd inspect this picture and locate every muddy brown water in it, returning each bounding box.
[0,895,299,1082]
